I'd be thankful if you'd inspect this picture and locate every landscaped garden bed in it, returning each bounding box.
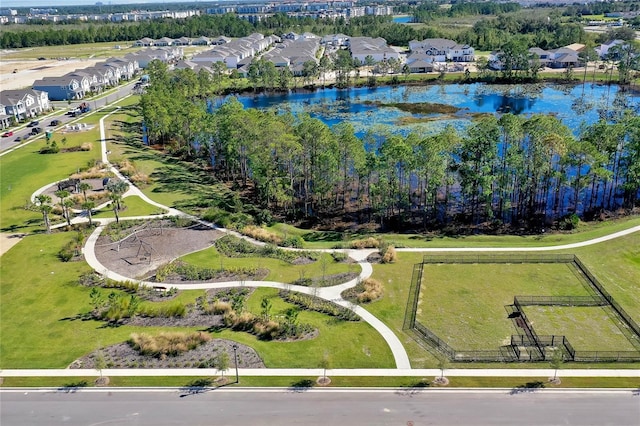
[70,336,265,369]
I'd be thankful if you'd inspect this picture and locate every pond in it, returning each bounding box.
[233,83,640,137]
[393,15,413,24]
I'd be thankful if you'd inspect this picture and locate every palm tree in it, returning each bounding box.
[82,200,95,226]
[35,194,53,233]
[78,182,92,203]
[62,199,75,226]
[55,189,70,225]
[109,192,122,223]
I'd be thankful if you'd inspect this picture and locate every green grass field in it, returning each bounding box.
[416,263,594,350]
[524,306,638,352]
[181,246,355,284]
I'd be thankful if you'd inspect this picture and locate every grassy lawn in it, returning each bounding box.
[2,375,637,389]
[0,233,391,369]
[417,263,593,350]
[92,195,168,219]
[262,216,640,250]
[231,287,394,368]
[570,233,640,325]
[363,252,441,368]
[0,138,101,233]
[1,42,146,60]
[524,306,639,352]
[181,246,355,283]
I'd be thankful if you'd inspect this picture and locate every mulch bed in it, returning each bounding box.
[94,222,224,280]
[69,338,265,369]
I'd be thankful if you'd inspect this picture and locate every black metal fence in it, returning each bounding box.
[573,257,640,338]
[403,263,423,330]
[404,254,640,363]
[422,253,575,264]
[514,295,607,307]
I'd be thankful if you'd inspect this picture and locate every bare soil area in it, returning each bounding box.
[69,338,265,369]
[95,222,224,280]
[0,58,103,91]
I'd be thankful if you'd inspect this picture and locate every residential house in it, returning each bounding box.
[349,37,400,64]
[596,40,625,59]
[409,38,474,62]
[133,37,154,47]
[321,33,349,47]
[192,36,211,46]
[211,36,231,45]
[0,89,51,120]
[154,37,174,47]
[33,75,90,100]
[67,70,105,93]
[173,36,191,46]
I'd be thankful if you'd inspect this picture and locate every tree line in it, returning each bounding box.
[140,64,640,231]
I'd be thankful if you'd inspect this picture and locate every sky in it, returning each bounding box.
[2,0,211,7]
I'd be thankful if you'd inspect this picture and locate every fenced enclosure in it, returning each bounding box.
[404,254,640,363]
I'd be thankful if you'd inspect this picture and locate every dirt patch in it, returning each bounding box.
[95,223,224,280]
[0,59,103,91]
[0,233,27,256]
[69,338,265,369]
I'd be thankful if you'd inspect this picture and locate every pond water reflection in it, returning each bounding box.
[233,83,640,136]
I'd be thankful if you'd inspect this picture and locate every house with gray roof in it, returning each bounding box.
[0,88,51,121]
[349,37,399,64]
[409,38,474,62]
[33,75,90,100]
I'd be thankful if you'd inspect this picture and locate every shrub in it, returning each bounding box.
[128,331,210,358]
[558,213,580,231]
[281,235,304,248]
[230,311,256,331]
[215,235,317,264]
[379,244,397,264]
[253,320,281,340]
[350,237,380,249]
[211,300,232,315]
[80,142,93,151]
[357,278,384,303]
[331,252,348,262]
[280,290,359,321]
[242,225,282,245]
[138,301,187,318]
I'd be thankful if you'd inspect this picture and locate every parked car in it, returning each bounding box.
[2,131,14,137]
[49,119,60,126]
[30,127,42,134]
[27,120,39,127]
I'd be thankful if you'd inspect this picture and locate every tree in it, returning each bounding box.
[402,63,411,81]
[55,189,71,226]
[550,349,563,382]
[82,200,95,226]
[318,55,331,87]
[106,180,128,223]
[214,350,230,379]
[94,347,107,380]
[301,60,319,86]
[78,182,92,203]
[319,351,331,384]
[35,194,53,233]
[436,352,449,380]
[260,297,272,321]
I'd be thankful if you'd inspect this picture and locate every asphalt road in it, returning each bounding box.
[0,81,137,153]
[1,389,638,426]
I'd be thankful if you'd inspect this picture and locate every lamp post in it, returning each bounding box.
[232,344,239,384]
